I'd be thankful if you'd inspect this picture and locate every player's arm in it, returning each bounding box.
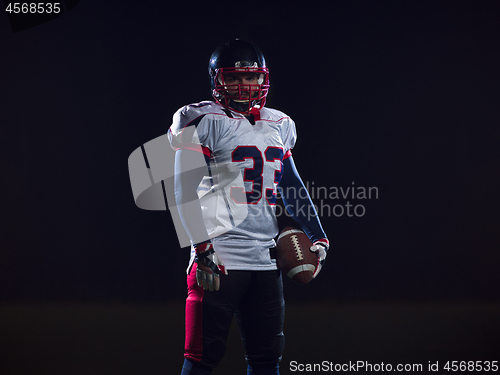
[174,149,227,291]
[174,148,210,244]
[278,155,329,277]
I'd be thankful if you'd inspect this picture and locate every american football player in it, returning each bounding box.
[169,39,329,375]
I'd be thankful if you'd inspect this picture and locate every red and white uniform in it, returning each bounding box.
[168,100,296,271]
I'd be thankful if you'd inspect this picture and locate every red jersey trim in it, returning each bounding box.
[172,143,212,158]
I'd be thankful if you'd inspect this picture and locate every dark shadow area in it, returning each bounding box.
[1,302,498,374]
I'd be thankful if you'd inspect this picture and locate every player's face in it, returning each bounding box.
[222,72,261,101]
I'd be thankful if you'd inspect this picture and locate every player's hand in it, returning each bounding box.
[194,241,228,291]
[310,239,329,278]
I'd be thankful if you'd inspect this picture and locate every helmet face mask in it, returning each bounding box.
[214,67,269,113]
[209,40,269,115]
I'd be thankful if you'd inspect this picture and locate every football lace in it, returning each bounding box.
[290,235,304,261]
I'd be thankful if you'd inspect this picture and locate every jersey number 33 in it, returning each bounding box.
[230,145,284,206]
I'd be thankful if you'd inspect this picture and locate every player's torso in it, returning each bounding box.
[183,102,291,269]
[208,110,287,206]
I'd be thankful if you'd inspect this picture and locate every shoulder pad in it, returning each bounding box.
[172,101,218,131]
[259,107,291,122]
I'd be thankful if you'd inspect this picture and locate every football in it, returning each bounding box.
[275,227,317,284]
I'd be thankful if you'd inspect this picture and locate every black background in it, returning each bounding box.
[1,1,500,373]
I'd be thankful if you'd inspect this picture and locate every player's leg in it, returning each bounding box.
[183,264,251,373]
[235,269,285,375]
[181,358,212,375]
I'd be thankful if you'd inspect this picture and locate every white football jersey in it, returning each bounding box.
[168,101,296,270]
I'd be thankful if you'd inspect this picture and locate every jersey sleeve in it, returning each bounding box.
[281,117,297,159]
[167,103,218,157]
[278,155,328,244]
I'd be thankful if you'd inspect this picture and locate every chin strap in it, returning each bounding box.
[221,98,263,116]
